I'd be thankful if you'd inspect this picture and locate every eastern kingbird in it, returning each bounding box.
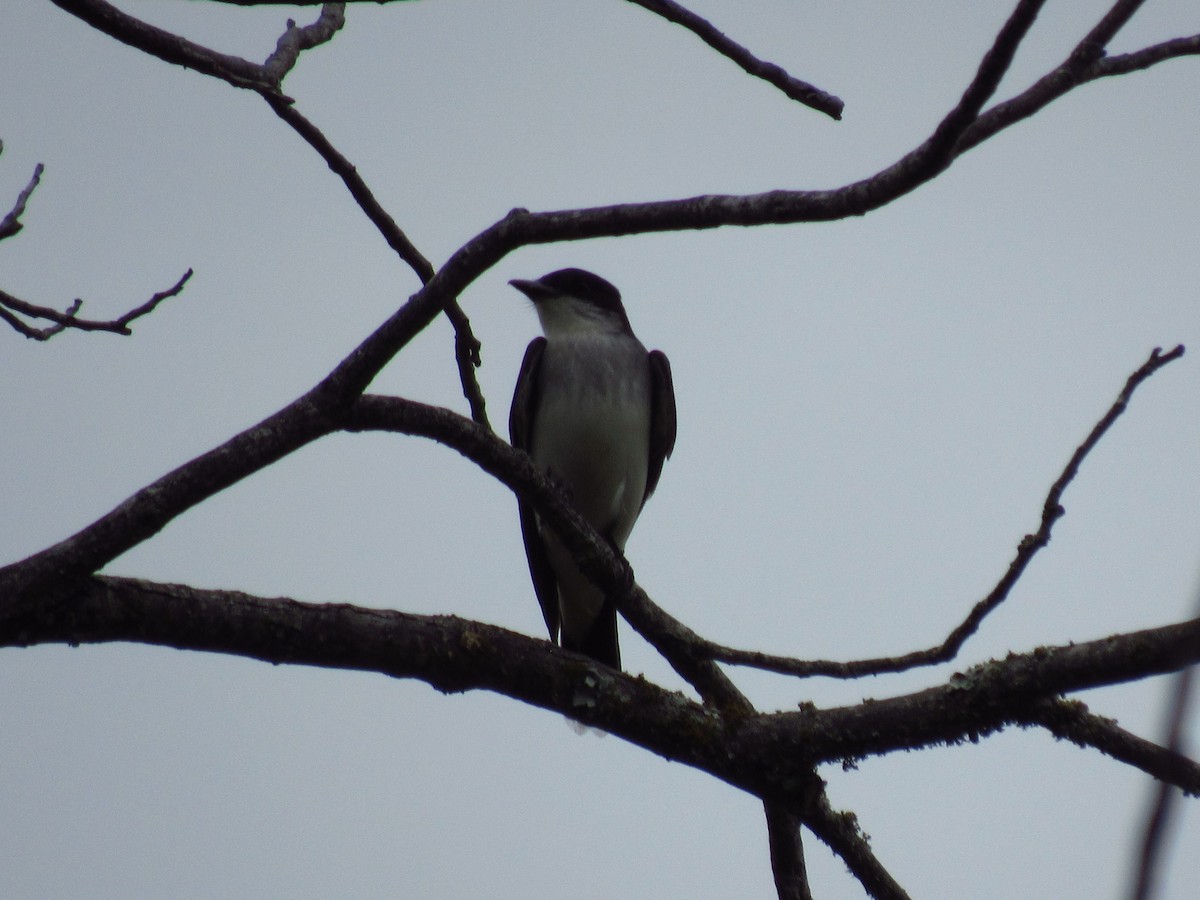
[509,268,676,669]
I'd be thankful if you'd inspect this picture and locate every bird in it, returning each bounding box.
[509,268,676,669]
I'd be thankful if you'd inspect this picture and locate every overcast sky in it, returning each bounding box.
[2,2,1199,898]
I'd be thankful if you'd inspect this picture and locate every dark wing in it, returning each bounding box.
[509,338,559,643]
[643,349,677,505]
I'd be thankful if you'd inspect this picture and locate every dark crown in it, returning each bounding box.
[537,268,626,319]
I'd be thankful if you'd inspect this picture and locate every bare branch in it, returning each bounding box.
[0,385,333,615]
[765,803,813,900]
[2,301,60,339]
[1129,588,1200,899]
[261,4,345,84]
[10,577,1196,811]
[960,7,1200,157]
[48,0,282,93]
[0,270,193,340]
[338,394,750,705]
[0,161,44,241]
[736,617,1200,770]
[442,300,490,427]
[624,0,843,120]
[804,797,912,900]
[255,96,493,425]
[259,96,433,282]
[694,345,1187,678]
[1095,34,1200,79]
[42,2,488,420]
[1024,697,1200,796]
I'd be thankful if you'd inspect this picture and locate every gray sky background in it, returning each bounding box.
[2,2,1199,898]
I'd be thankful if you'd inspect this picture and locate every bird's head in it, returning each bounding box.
[510,268,632,338]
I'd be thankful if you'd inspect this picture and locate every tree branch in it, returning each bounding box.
[738,619,1200,779]
[40,1,489,423]
[803,797,912,900]
[623,0,843,120]
[0,157,43,241]
[8,576,1197,811]
[0,270,193,340]
[1129,588,1200,899]
[260,3,345,84]
[48,0,284,93]
[688,345,1186,678]
[765,803,814,900]
[1022,697,1199,797]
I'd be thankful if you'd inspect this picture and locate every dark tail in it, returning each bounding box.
[562,600,620,669]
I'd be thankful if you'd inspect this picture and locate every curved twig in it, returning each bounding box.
[696,345,1186,678]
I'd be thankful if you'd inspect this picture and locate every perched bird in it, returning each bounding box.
[509,268,676,669]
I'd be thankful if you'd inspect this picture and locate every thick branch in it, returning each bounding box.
[765,803,813,900]
[739,618,1200,780]
[7,576,1198,798]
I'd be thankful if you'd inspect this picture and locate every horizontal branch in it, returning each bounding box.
[6,575,1199,798]
[0,270,193,340]
[739,617,1200,784]
[0,574,768,790]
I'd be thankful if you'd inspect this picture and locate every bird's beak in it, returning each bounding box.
[509,278,552,301]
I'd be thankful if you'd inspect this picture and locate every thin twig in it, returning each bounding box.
[1129,585,1200,900]
[699,345,1186,678]
[0,270,193,340]
[624,0,843,120]
[260,95,491,425]
[0,162,44,241]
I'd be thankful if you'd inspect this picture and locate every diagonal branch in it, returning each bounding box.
[48,0,282,93]
[259,95,489,426]
[0,270,193,340]
[1022,697,1199,796]
[804,797,912,900]
[624,0,843,120]
[693,345,1186,678]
